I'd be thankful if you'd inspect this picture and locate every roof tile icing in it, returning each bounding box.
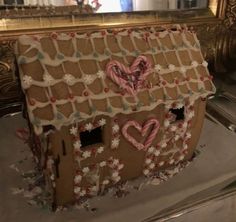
[16,25,215,134]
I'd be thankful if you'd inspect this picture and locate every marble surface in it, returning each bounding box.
[0,114,236,222]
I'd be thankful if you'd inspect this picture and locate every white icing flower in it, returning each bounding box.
[170,125,177,132]
[186,132,191,139]
[74,175,82,184]
[74,187,81,194]
[159,161,165,166]
[112,171,119,178]
[145,158,152,165]
[85,123,93,131]
[102,180,110,185]
[143,169,150,175]
[74,141,81,150]
[180,67,186,73]
[174,135,180,141]
[179,155,185,161]
[97,70,105,79]
[164,120,170,128]
[82,151,91,158]
[118,163,124,170]
[154,64,162,72]
[83,75,94,85]
[113,176,121,183]
[64,74,76,86]
[70,126,78,136]
[148,146,155,153]
[98,118,106,126]
[100,161,106,167]
[112,124,120,134]
[97,146,104,154]
[191,61,198,68]
[22,75,33,89]
[183,144,188,150]
[43,73,54,85]
[80,190,86,196]
[111,138,120,149]
[188,111,195,119]
[168,64,175,71]
[154,150,160,157]
[169,159,175,165]
[50,174,55,180]
[82,167,90,174]
[182,122,188,129]
[202,61,208,67]
[113,159,119,166]
[160,142,167,148]
[149,163,155,169]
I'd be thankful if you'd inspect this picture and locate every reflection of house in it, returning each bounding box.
[16,25,215,205]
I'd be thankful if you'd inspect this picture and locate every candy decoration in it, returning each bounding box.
[122,118,160,151]
[106,55,152,95]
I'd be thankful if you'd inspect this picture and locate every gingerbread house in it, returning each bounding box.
[15,25,215,206]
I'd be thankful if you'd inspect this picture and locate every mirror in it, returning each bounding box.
[0,0,208,12]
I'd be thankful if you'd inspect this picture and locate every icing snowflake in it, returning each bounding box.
[112,171,119,178]
[70,126,78,136]
[202,61,208,67]
[170,125,177,132]
[102,180,109,185]
[113,176,121,182]
[176,103,184,109]
[100,161,106,167]
[112,159,119,166]
[74,175,82,183]
[82,151,91,158]
[145,158,152,164]
[97,70,105,79]
[159,161,165,166]
[149,163,155,169]
[191,61,198,68]
[169,159,175,165]
[160,141,167,148]
[74,140,81,150]
[168,64,175,71]
[118,163,124,170]
[143,169,150,175]
[174,135,180,141]
[80,190,86,196]
[74,187,81,194]
[83,75,94,85]
[111,138,120,149]
[91,186,98,192]
[82,167,90,174]
[97,146,104,154]
[186,132,191,139]
[98,118,106,126]
[22,75,33,89]
[154,150,160,157]
[148,146,155,153]
[179,155,185,161]
[183,144,188,150]
[112,124,120,133]
[154,64,162,72]
[64,74,76,86]
[43,73,54,85]
[85,123,93,131]
[188,111,195,119]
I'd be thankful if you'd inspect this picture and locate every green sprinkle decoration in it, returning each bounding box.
[56,112,64,120]
[57,54,64,60]
[107,106,112,113]
[76,51,81,58]
[37,52,44,60]
[18,57,26,64]
[74,112,80,119]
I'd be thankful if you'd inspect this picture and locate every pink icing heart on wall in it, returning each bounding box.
[122,118,160,151]
[106,55,152,95]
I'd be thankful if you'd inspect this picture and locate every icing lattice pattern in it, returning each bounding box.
[16,25,215,134]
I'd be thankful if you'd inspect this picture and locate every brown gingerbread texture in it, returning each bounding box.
[15,24,215,206]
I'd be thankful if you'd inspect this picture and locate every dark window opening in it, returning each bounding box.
[80,126,103,148]
[169,107,185,121]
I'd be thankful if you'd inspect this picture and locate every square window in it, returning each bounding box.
[169,106,185,121]
[80,126,103,148]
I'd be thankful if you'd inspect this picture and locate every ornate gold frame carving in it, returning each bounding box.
[0,0,235,116]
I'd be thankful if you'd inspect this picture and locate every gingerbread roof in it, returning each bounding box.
[16,25,215,134]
